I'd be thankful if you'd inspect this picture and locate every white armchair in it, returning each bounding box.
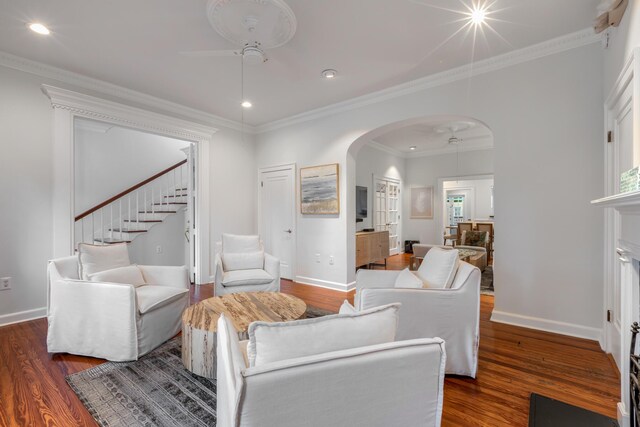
[355,261,481,377]
[47,244,189,361]
[216,315,446,427]
[214,234,280,296]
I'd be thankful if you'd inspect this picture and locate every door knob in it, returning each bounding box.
[284,229,292,234]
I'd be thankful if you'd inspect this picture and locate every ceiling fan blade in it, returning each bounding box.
[266,56,300,80]
[179,49,241,58]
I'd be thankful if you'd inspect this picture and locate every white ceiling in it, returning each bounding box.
[0,0,599,126]
[371,118,492,156]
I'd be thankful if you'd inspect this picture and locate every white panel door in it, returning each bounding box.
[260,166,295,279]
[606,80,634,371]
[374,176,402,255]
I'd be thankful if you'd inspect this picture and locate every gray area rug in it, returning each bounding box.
[67,337,216,427]
[67,305,334,427]
[481,266,494,295]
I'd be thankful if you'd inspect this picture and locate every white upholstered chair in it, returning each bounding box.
[47,243,189,361]
[214,234,280,296]
[355,260,481,377]
[216,311,446,427]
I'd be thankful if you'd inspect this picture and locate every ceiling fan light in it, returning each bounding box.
[241,100,252,108]
[409,146,416,151]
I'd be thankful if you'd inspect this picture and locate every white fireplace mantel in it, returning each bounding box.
[593,191,640,427]
[592,191,640,214]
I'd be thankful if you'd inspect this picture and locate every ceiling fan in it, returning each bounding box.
[180,0,297,67]
[448,133,463,145]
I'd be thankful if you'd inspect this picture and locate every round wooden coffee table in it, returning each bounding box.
[182,292,306,379]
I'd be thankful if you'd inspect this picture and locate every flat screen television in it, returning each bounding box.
[356,186,368,220]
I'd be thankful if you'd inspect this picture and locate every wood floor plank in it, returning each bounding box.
[0,254,619,426]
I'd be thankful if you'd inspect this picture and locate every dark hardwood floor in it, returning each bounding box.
[0,254,619,426]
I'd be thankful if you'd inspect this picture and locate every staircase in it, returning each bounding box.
[75,160,190,246]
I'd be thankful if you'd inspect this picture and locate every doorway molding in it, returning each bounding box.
[436,174,494,242]
[42,85,216,284]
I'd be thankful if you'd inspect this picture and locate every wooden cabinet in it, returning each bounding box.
[356,231,390,268]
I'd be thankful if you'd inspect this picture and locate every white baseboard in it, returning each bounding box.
[618,402,630,427]
[295,276,355,292]
[490,310,602,342]
[0,307,47,327]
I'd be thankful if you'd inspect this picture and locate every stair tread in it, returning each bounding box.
[124,219,162,223]
[108,229,147,233]
[138,211,177,214]
[94,238,132,244]
[153,202,187,205]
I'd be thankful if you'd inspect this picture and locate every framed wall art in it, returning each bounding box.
[410,186,433,219]
[300,163,339,215]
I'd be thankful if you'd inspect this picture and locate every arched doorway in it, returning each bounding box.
[346,115,495,290]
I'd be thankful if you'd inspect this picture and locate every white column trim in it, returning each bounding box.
[42,85,216,284]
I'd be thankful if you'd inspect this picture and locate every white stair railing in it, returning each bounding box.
[74,160,188,247]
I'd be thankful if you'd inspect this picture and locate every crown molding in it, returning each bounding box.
[0,50,252,133]
[366,140,493,159]
[42,85,218,143]
[255,28,601,134]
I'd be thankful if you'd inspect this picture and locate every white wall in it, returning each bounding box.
[208,128,257,280]
[404,150,494,245]
[256,42,605,340]
[128,210,186,266]
[74,123,189,214]
[0,64,257,322]
[0,66,54,323]
[355,144,405,232]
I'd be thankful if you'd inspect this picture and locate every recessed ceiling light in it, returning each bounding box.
[28,23,50,35]
[470,7,486,25]
[241,100,252,108]
[321,69,337,79]
[409,146,417,151]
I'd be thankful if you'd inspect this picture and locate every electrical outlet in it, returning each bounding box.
[1,277,11,291]
[156,246,163,254]
[329,256,334,265]
[315,253,321,263]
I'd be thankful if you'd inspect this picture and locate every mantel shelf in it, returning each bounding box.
[591,191,640,213]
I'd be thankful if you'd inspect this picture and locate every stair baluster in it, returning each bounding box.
[100,210,104,246]
[74,160,187,246]
[110,205,113,241]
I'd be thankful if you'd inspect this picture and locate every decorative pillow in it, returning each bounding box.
[78,243,130,280]
[462,230,488,248]
[394,267,423,288]
[87,265,146,287]
[222,251,264,271]
[247,303,400,367]
[222,234,261,253]
[339,300,357,314]
[416,247,459,289]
